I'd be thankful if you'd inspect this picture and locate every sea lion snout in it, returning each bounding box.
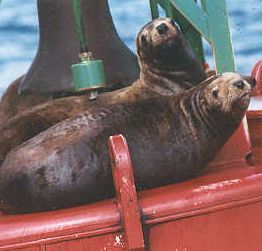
[136,18,185,69]
[151,18,181,44]
[137,18,181,53]
[203,73,252,114]
[156,23,169,34]
[233,80,245,90]
[230,77,252,95]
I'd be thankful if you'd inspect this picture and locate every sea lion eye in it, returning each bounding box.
[141,35,148,47]
[212,88,219,98]
[233,80,245,90]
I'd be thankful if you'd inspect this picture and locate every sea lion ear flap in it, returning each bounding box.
[212,86,219,99]
[170,19,181,34]
[140,34,148,48]
[242,75,256,88]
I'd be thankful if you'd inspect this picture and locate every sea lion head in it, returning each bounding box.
[203,73,255,120]
[136,17,183,70]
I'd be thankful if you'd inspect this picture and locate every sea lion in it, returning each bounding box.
[0,0,139,124]
[0,73,253,213]
[0,18,207,165]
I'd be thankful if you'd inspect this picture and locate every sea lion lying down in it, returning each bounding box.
[0,73,254,213]
[0,18,207,165]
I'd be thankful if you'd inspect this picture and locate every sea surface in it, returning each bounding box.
[0,0,261,96]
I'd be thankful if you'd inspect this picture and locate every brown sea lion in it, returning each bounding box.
[0,73,253,213]
[0,0,139,124]
[0,18,207,165]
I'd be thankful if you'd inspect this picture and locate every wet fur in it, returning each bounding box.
[0,73,251,213]
[0,18,207,165]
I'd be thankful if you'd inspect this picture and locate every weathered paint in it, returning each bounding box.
[109,135,145,251]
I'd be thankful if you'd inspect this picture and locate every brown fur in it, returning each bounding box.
[0,73,252,213]
[0,18,207,165]
[0,77,52,124]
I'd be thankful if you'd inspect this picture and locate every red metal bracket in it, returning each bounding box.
[251,60,262,96]
[109,135,145,251]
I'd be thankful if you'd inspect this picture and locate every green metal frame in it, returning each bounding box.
[72,0,89,53]
[149,0,235,73]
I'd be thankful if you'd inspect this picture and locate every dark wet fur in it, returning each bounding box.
[0,74,250,213]
[0,18,207,166]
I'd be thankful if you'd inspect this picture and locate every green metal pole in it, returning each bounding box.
[149,0,206,63]
[72,0,89,53]
[150,0,236,73]
[169,5,205,64]
[168,0,209,39]
[201,0,235,73]
[163,0,173,17]
[149,0,159,19]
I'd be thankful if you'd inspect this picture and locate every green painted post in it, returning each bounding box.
[149,0,236,73]
[201,0,235,72]
[150,0,159,19]
[170,6,205,64]
[168,0,209,39]
[163,0,173,17]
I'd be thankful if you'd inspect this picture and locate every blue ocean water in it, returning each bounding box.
[0,0,261,96]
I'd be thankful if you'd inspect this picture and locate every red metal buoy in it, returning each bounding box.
[251,60,262,96]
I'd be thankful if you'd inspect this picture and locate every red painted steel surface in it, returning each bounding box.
[208,118,251,170]
[247,60,262,165]
[109,135,145,251]
[0,199,121,250]
[1,163,262,250]
[247,109,262,165]
[251,60,262,96]
[148,201,262,251]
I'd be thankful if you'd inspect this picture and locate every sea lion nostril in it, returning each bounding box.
[233,80,245,89]
[156,23,168,34]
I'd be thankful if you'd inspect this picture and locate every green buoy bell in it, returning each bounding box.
[71,52,106,92]
[71,0,106,97]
